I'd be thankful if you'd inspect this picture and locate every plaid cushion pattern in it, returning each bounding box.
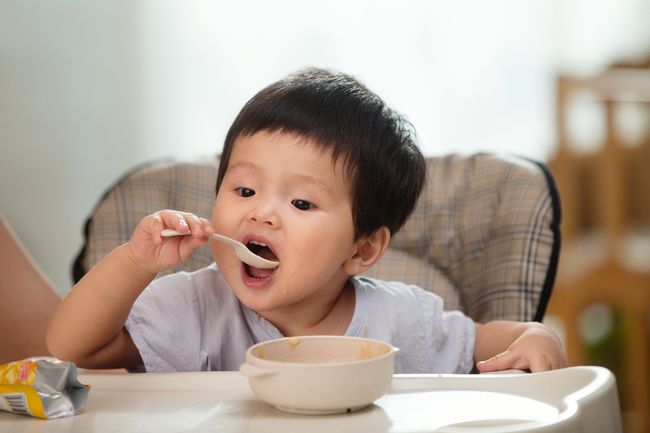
[75,153,559,322]
[365,154,560,322]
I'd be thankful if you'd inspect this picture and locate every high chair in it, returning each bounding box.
[73,153,561,324]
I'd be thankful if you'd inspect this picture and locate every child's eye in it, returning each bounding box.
[291,199,314,211]
[236,187,255,197]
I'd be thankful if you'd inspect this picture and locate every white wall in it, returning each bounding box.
[0,1,143,295]
[1,0,648,296]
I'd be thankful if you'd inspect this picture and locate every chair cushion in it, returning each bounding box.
[74,153,560,323]
[76,157,219,281]
[365,154,560,322]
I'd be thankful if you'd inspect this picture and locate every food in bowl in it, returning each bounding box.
[239,336,397,414]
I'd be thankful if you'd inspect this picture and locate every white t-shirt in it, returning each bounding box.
[125,263,475,374]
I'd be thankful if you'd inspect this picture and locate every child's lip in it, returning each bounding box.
[240,261,279,288]
[241,234,279,262]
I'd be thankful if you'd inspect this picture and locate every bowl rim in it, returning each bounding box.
[245,335,396,369]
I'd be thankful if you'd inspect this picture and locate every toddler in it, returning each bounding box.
[47,68,566,373]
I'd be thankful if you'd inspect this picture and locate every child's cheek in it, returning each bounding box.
[279,256,307,297]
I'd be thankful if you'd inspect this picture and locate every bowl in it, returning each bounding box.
[239,336,397,414]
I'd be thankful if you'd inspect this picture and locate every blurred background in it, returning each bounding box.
[1,0,649,431]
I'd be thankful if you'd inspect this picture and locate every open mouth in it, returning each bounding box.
[244,240,279,279]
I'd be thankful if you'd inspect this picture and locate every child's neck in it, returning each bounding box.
[263,281,356,337]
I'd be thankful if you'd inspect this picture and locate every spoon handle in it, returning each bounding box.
[160,229,188,237]
[161,229,238,246]
[160,229,279,269]
[209,233,241,248]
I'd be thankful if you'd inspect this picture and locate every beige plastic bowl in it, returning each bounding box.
[239,336,397,414]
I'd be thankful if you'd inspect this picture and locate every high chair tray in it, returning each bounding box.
[0,366,621,433]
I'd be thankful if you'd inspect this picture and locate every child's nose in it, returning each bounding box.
[247,202,279,227]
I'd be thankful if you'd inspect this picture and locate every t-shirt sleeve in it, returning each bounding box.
[125,272,207,372]
[417,287,476,374]
[355,277,475,374]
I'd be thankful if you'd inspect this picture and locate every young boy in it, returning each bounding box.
[47,68,566,374]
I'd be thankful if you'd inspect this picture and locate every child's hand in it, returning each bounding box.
[475,322,567,373]
[126,210,214,274]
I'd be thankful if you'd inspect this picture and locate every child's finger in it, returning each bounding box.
[183,213,207,238]
[178,216,214,253]
[476,350,518,372]
[199,218,214,236]
[141,213,166,241]
[528,356,552,373]
[158,210,191,234]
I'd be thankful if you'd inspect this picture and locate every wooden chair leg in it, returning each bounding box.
[549,266,650,433]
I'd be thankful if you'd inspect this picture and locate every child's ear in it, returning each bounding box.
[343,226,391,275]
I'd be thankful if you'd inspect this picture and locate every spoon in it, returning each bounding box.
[161,229,279,269]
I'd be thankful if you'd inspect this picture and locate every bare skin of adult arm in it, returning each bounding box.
[474,321,567,373]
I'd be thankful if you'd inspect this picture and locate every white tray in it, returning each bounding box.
[0,366,622,433]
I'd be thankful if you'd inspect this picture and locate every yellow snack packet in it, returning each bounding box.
[0,357,89,419]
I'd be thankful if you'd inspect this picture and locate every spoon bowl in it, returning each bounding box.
[160,229,279,269]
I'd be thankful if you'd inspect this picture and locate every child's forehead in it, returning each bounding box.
[228,130,355,184]
[232,130,347,166]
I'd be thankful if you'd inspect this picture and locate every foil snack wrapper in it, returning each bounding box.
[0,358,89,419]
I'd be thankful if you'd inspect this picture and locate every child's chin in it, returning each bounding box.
[237,293,282,316]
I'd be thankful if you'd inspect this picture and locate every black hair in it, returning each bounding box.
[216,67,426,239]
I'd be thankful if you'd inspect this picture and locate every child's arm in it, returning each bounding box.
[474,321,567,372]
[46,210,213,369]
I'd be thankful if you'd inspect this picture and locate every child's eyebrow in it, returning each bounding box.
[289,174,335,198]
[227,161,335,197]
[227,161,258,173]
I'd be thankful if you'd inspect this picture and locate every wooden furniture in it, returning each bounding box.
[548,67,650,433]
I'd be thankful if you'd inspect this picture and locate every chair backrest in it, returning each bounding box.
[73,153,561,323]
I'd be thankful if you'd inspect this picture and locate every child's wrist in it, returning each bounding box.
[118,243,160,281]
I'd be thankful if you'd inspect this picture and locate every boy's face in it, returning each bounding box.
[211,130,360,317]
